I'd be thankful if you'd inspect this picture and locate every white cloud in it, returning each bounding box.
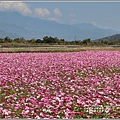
[54,8,62,16]
[0,2,62,22]
[0,1,32,15]
[48,17,62,22]
[34,8,51,17]
[33,7,62,22]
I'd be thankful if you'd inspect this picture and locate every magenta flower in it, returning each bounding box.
[0,51,120,118]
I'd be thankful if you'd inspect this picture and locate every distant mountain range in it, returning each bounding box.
[0,11,120,40]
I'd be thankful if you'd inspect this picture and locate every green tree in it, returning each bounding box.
[14,37,26,43]
[82,38,91,45]
[28,38,36,43]
[54,37,59,43]
[0,38,4,43]
[36,39,42,43]
[43,36,49,43]
[60,39,65,44]
[4,36,12,43]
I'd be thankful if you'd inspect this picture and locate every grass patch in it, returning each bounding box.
[0,46,120,53]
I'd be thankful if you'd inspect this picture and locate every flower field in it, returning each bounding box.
[0,51,120,118]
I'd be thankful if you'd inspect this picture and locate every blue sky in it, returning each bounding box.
[0,1,120,31]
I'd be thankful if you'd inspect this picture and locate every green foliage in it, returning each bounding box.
[14,37,26,43]
[82,38,91,45]
[0,35,120,47]
[0,38,4,43]
[4,36,12,43]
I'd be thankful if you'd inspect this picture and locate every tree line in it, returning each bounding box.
[0,36,120,46]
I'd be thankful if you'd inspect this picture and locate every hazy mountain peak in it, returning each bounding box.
[73,23,99,29]
[0,11,119,40]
